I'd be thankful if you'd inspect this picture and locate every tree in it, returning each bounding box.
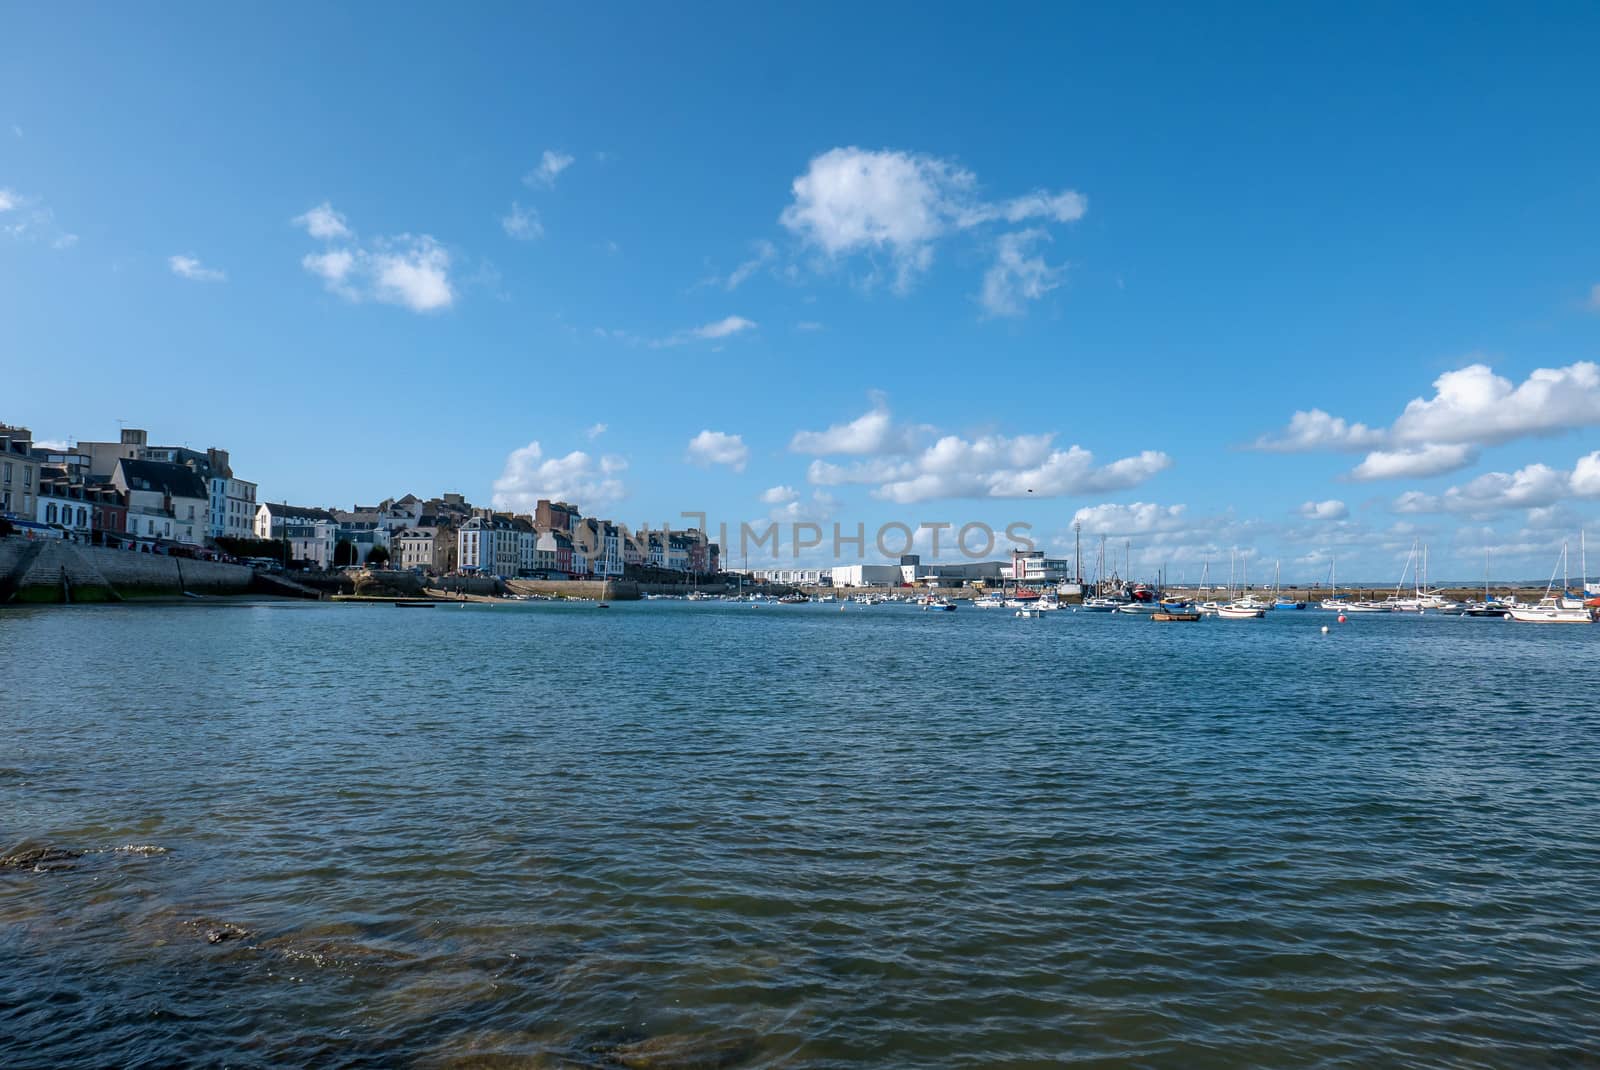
[333,539,359,567]
[366,544,391,566]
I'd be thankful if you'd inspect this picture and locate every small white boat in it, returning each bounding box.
[972,594,1006,608]
[1216,602,1266,619]
[1015,607,1046,619]
[1507,599,1592,624]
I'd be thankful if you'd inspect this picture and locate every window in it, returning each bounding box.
[2,462,10,482]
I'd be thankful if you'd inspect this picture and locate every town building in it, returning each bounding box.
[255,502,340,568]
[78,430,256,542]
[458,514,520,577]
[828,563,904,587]
[396,527,437,571]
[1003,550,1077,584]
[0,424,41,519]
[112,458,209,546]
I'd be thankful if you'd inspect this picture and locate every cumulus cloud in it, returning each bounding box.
[0,188,19,212]
[585,423,608,440]
[685,430,749,472]
[293,202,351,240]
[1395,450,1600,516]
[501,202,543,240]
[790,398,911,455]
[760,485,799,505]
[294,203,454,313]
[491,441,627,512]
[1252,408,1385,452]
[1072,502,1190,535]
[1256,361,1600,462]
[1349,443,1477,481]
[168,254,225,282]
[980,228,1062,317]
[872,437,1169,503]
[1389,362,1600,445]
[1299,499,1349,520]
[525,150,574,188]
[779,146,1084,291]
[1394,463,1569,516]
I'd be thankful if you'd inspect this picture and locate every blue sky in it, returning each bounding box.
[4,3,1600,581]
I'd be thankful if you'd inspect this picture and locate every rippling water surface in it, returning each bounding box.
[3,600,1598,1067]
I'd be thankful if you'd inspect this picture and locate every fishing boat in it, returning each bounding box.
[1508,542,1594,624]
[972,593,1005,608]
[922,596,955,611]
[777,592,810,604]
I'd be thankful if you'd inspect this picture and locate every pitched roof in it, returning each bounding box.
[264,502,338,522]
[118,458,208,500]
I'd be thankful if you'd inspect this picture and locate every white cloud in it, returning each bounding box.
[0,188,18,212]
[502,202,543,240]
[491,441,627,512]
[769,489,837,524]
[779,146,1084,291]
[1389,362,1600,446]
[1257,362,1600,458]
[295,204,454,313]
[1570,450,1600,496]
[1363,452,1455,489]
[168,254,225,282]
[1349,443,1477,481]
[725,240,776,290]
[980,228,1062,317]
[1299,499,1349,520]
[760,484,799,504]
[525,149,574,189]
[585,422,608,440]
[874,436,1170,503]
[293,202,351,240]
[692,315,756,340]
[685,430,749,472]
[1072,502,1190,535]
[790,399,907,455]
[1394,462,1571,515]
[1253,408,1385,452]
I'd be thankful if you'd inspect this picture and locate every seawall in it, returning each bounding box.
[0,538,254,603]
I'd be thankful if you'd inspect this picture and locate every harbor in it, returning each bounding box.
[5,599,1597,1066]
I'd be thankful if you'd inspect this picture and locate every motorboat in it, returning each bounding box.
[1216,602,1266,619]
[972,593,1006,608]
[1152,610,1202,622]
[1015,606,1046,619]
[1508,542,1595,623]
[922,597,956,612]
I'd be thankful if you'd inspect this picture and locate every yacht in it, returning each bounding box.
[1216,602,1266,619]
[972,593,1006,609]
[1508,542,1595,624]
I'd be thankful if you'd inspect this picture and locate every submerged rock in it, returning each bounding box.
[0,845,84,872]
[598,1033,756,1070]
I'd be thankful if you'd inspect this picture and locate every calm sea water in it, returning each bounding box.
[3,600,1597,1068]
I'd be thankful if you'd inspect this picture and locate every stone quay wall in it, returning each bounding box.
[0,538,253,603]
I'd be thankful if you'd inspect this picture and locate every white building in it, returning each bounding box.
[34,483,94,540]
[828,564,903,588]
[1002,551,1076,584]
[255,502,339,568]
[210,475,258,541]
[112,458,209,546]
[397,528,437,571]
[458,515,520,577]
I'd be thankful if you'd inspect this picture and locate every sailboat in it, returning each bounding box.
[1217,550,1266,618]
[1319,556,1350,611]
[1507,542,1594,624]
[1272,561,1306,609]
[1462,548,1508,617]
